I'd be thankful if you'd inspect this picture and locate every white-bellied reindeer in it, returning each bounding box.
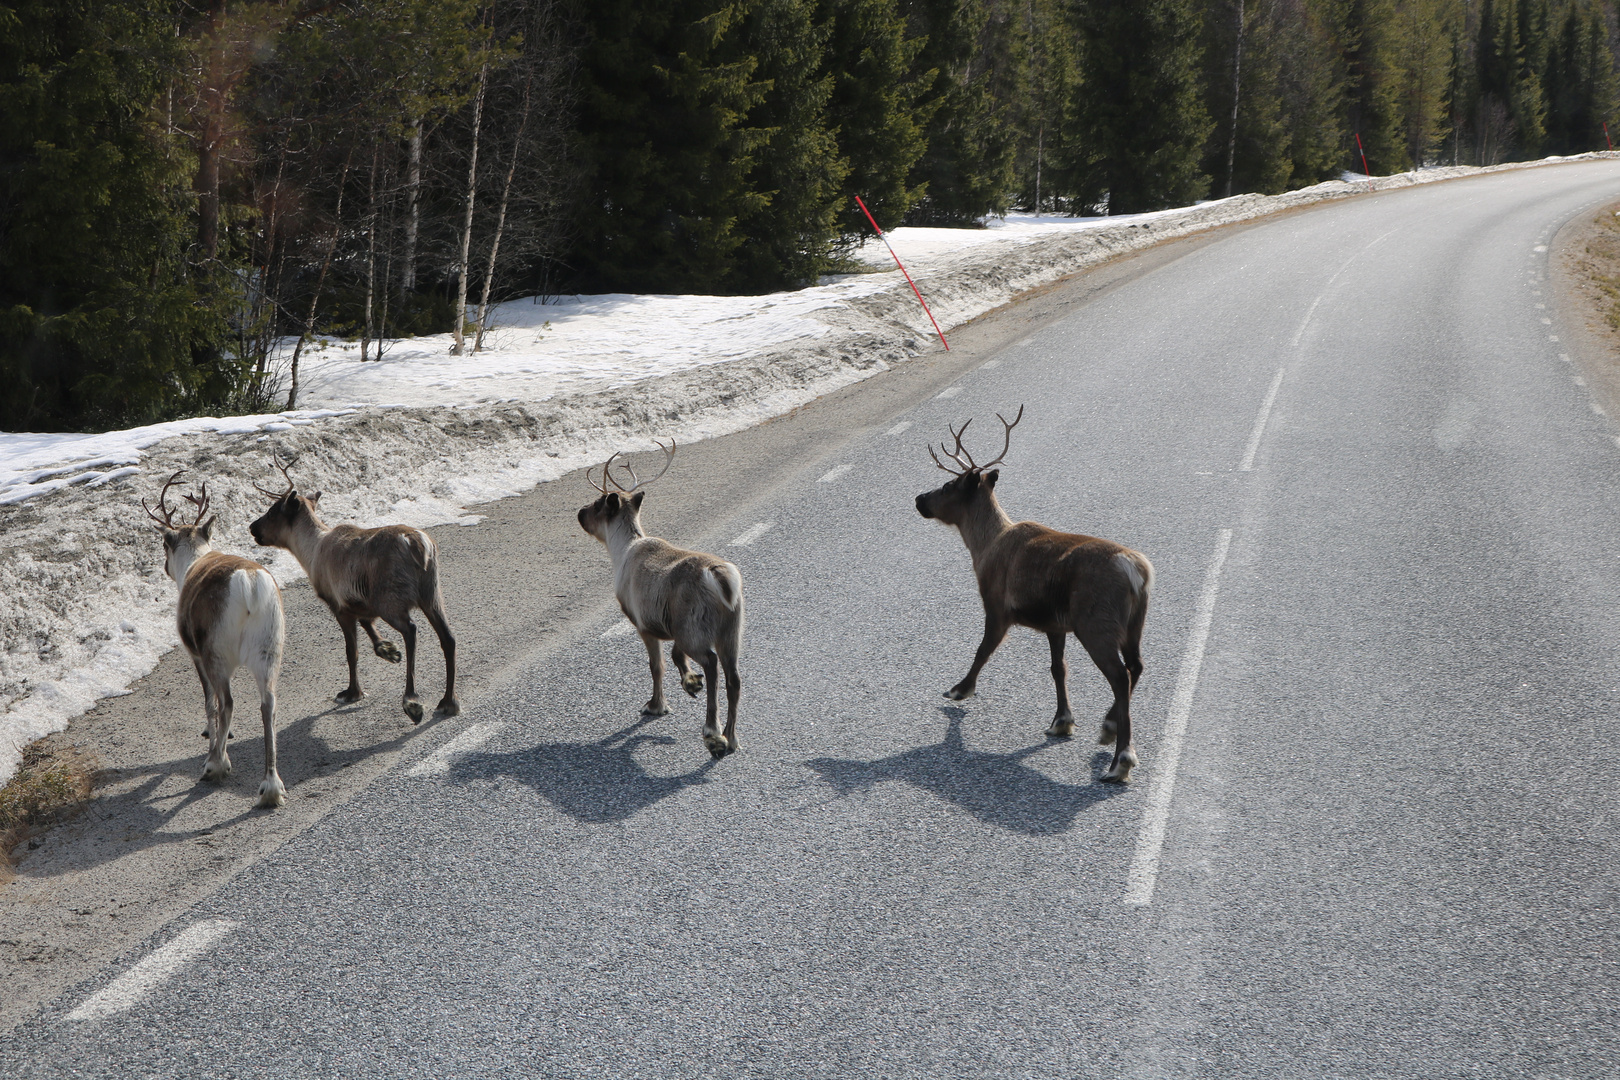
[146,472,288,807]
[577,440,744,757]
[248,453,458,723]
[914,407,1153,783]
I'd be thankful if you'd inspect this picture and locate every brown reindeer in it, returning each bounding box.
[914,407,1153,783]
[577,440,745,757]
[248,453,458,723]
[147,472,288,807]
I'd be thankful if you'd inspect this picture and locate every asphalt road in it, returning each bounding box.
[8,162,1620,1077]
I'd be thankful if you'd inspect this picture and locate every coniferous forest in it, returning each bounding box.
[4,0,1619,431]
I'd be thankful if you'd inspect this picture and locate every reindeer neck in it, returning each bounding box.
[603,514,647,566]
[958,492,1014,566]
[282,511,332,573]
[168,542,213,586]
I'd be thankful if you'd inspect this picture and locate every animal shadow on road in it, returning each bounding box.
[804,706,1126,836]
[450,714,718,824]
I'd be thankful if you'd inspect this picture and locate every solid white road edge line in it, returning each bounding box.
[602,620,637,639]
[65,919,240,1021]
[406,721,505,778]
[1239,368,1286,471]
[729,521,774,546]
[1124,527,1234,908]
[818,463,855,483]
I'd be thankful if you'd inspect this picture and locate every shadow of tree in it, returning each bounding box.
[450,714,718,824]
[804,707,1127,836]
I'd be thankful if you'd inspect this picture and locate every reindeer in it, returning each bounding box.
[147,472,287,807]
[248,453,458,723]
[577,440,744,757]
[914,407,1153,783]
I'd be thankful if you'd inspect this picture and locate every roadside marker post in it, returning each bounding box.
[854,195,949,351]
[1605,122,1613,151]
[1355,133,1371,181]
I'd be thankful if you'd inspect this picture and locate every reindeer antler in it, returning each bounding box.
[252,447,301,499]
[144,470,188,528]
[588,440,676,495]
[181,481,212,526]
[928,405,1024,475]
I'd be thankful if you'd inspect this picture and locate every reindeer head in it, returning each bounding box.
[914,405,1023,526]
[577,440,674,545]
[145,471,217,583]
[248,450,322,551]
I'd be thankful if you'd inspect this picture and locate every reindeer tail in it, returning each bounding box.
[702,562,743,612]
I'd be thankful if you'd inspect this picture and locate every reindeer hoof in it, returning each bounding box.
[703,728,730,757]
[681,672,704,697]
[258,776,287,809]
[436,696,461,718]
[642,701,670,717]
[1046,717,1075,738]
[335,688,365,705]
[944,686,975,701]
[1099,749,1138,784]
[403,697,424,724]
[1098,719,1117,746]
[374,641,402,663]
[201,759,231,784]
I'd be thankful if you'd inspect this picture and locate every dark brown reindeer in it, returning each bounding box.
[914,406,1153,783]
[249,452,458,723]
[147,472,288,807]
[577,440,745,757]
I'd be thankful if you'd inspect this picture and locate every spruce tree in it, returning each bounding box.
[0,0,231,431]
[1202,0,1292,197]
[570,1,772,293]
[1277,0,1352,185]
[1071,0,1213,213]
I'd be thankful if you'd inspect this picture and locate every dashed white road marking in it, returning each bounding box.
[601,620,637,639]
[1594,402,1607,416]
[1561,353,1573,363]
[818,463,855,483]
[1124,528,1234,907]
[729,521,774,547]
[937,386,963,399]
[885,420,913,438]
[981,359,1001,369]
[1551,335,1560,342]
[1239,367,1286,471]
[66,919,240,1021]
[406,722,505,778]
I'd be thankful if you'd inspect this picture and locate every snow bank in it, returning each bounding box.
[2,152,1613,785]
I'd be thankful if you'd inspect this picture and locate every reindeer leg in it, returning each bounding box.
[946,613,1009,700]
[1081,634,1137,783]
[361,618,402,663]
[253,666,285,808]
[385,614,423,723]
[1045,632,1076,737]
[720,649,741,753]
[194,657,215,739]
[699,650,728,757]
[671,645,702,697]
[641,633,669,716]
[425,604,459,716]
[334,611,365,704]
[201,670,233,783]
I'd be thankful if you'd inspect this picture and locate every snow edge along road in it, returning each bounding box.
[2,152,1616,786]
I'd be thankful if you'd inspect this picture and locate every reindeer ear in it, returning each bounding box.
[630,491,645,510]
[308,491,322,506]
[198,516,215,540]
[984,469,1000,489]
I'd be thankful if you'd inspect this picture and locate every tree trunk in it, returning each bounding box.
[1223,0,1245,199]
[452,63,489,357]
[362,144,379,362]
[401,120,422,293]
[475,74,533,351]
[288,155,352,410]
[194,0,229,261]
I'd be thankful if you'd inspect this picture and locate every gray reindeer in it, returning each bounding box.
[578,440,744,757]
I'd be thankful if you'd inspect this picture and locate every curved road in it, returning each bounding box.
[8,162,1620,1077]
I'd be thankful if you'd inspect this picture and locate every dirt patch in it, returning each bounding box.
[0,738,100,880]
[1552,200,1620,416]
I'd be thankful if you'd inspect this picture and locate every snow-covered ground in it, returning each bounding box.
[2,154,1612,785]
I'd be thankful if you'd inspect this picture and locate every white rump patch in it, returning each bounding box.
[1115,552,1146,597]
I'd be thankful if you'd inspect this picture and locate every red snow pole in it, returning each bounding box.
[1605,122,1613,151]
[1355,132,1371,180]
[855,195,949,351]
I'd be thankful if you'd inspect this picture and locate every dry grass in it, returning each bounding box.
[1576,206,1620,333]
[0,739,100,878]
